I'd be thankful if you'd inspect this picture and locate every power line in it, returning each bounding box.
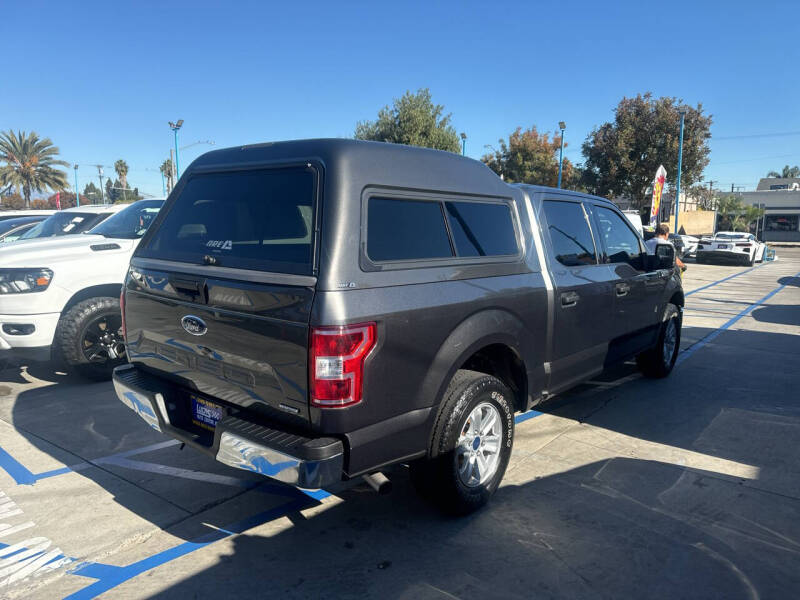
[714,131,800,141]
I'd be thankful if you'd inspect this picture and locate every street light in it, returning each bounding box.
[460,132,467,156]
[557,121,566,189]
[168,119,184,179]
[73,164,80,207]
[674,108,687,234]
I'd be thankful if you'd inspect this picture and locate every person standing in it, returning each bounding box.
[646,223,686,270]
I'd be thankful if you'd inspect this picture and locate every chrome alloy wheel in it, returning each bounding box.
[455,401,503,487]
[663,318,677,367]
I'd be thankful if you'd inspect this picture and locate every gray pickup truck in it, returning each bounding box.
[113,139,682,514]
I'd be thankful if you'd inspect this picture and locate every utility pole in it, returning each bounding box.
[673,109,687,234]
[96,165,105,204]
[168,120,184,179]
[557,121,566,188]
[73,165,80,207]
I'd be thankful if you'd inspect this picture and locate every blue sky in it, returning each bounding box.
[3,0,797,197]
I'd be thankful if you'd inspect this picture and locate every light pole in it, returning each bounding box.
[96,165,105,204]
[169,119,184,179]
[557,121,566,188]
[73,165,80,207]
[674,108,687,233]
[460,132,467,156]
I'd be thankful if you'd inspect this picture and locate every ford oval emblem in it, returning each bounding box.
[181,315,207,336]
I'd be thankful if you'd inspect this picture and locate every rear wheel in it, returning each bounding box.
[56,297,126,381]
[410,370,514,515]
[636,304,681,378]
[747,251,755,266]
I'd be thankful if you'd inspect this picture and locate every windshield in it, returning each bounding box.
[20,212,109,240]
[88,200,164,239]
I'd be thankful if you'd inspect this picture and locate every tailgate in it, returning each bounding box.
[125,264,315,425]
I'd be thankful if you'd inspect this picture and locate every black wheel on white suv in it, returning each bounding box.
[636,303,681,379]
[56,297,126,381]
[410,370,514,515]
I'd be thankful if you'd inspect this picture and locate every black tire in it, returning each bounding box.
[747,251,755,266]
[410,370,514,515]
[636,304,681,379]
[55,297,126,381]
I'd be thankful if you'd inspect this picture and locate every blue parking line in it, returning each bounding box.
[65,498,311,600]
[0,446,37,485]
[685,263,765,296]
[677,268,800,365]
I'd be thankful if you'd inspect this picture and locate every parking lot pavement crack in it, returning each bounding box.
[0,418,192,519]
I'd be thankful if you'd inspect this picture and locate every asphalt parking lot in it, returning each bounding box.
[0,250,798,599]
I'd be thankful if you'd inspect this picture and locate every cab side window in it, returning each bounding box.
[594,206,644,270]
[542,200,597,266]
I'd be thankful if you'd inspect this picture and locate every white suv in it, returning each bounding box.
[0,199,164,378]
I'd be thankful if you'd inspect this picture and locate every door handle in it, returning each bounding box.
[615,282,630,297]
[560,291,579,307]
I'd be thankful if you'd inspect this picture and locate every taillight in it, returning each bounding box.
[735,243,751,247]
[310,322,376,408]
[120,287,127,343]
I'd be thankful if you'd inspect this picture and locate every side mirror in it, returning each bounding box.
[654,243,675,270]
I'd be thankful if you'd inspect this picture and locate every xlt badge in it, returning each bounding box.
[181,315,208,336]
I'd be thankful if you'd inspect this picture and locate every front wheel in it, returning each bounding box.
[410,370,514,515]
[636,304,681,378]
[55,297,126,381]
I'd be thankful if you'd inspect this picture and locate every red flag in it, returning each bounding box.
[55,192,61,210]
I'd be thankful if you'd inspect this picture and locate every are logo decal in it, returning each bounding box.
[206,240,233,250]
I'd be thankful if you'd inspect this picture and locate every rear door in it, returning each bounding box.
[590,204,664,360]
[126,163,319,426]
[540,197,615,392]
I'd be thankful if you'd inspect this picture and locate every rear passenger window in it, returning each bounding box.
[367,198,453,261]
[445,201,518,257]
[543,201,597,266]
[594,206,644,269]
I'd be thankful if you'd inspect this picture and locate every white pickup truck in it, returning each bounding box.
[0,199,164,378]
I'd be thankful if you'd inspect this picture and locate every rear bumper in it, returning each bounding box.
[112,363,344,489]
[696,250,749,262]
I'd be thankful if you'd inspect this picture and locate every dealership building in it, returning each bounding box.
[734,178,800,242]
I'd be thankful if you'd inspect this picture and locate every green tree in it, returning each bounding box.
[114,159,129,200]
[355,88,461,153]
[581,93,712,210]
[715,195,765,231]
[160,159,174,193]
[83,182,102,203]
[766,165,800,178]
[482,126,577,187]
[0,130,69,208]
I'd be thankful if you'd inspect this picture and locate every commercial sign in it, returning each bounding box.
[649,165,667,227]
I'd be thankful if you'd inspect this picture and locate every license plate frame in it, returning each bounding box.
[190,394,225,432]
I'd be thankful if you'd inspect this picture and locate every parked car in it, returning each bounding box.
[0,199,164,378]
[0,210,55,222]
[621,210,644,237]
[0,216,48,243]
[696,231,766,265]
[113,140,681,514]
[14,205,125,242]
[679,234,700,257]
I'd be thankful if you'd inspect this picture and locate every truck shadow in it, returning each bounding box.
[144,456,799,599]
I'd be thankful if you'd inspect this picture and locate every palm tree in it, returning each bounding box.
[159,159,174,193]
[766,165,800,178]
[0,130,68,208]
[114,159,129,201]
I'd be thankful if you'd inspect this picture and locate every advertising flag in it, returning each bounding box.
[649,165,667,227]
[55,191,61,210]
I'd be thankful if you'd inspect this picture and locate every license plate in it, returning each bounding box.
[191,395,224,431]
[717,244,728,249]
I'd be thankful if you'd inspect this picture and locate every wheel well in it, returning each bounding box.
[459,344,528,412]
[61,284,122,315]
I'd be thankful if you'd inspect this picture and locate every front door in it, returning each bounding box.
[540,198,616,392]
[590,204,664,362]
